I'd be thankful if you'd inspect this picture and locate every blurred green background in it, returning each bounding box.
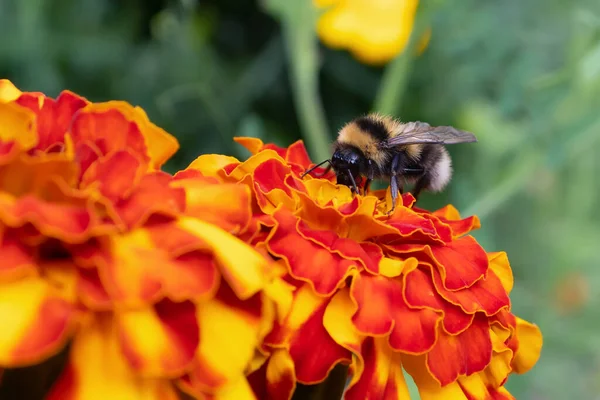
[2,0,600,398]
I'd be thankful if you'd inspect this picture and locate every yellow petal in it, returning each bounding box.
[0,102,38,150]
[177,217,269,299]
[46,314,179,400]
[488,252,514,293]
[0,79,22,102]
[512,317,543,374]
[186,154,240,178]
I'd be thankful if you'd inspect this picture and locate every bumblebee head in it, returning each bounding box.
[331,145,365,193]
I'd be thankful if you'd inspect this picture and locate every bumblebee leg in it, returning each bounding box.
[347,170,359,195]
[388,174,400,215]
[411,175,430,202]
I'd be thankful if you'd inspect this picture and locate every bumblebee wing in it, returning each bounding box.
[384,121,477,146]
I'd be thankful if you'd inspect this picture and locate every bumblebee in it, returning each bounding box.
[302,113,477,214]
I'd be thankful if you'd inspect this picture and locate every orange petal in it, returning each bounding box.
[234,136,266,155]
[382,206,451,244]
[185,154,240,179]
[0,102,38,151]
[511,317,542,374]
[252,158,297,214]
[116,299,198,377]
[0,229,37,282]
[344,337,411,400]
[267,209,357,296]
[388,235,489,290]
[79,102,179,168]
[173,175,252,234]
[115,172,186,229]
[16,90,89,151]
[0,79,22,102]
[46,314,179,400]
[432,204,481,238]
[248,349,296,400]
[0,276,74,366]
[350,272,440,353]
[89,222,220,305]
[426,314,493,386]
[70,107,150,164]
[80,150,144,202]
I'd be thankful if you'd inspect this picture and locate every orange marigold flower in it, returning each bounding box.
[182,137,543,399]
[0,80,288,400]
[314,0,430,65]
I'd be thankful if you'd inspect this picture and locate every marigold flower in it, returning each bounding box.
[314,0,430,65]
[183,136,543,399]
[0,80,288,399]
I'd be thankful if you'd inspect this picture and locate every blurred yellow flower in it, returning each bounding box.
[315,0,427,65]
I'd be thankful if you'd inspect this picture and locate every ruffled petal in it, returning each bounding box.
[426,314,493,385]
[267,209,357,296]
[0,102,38,150]
[350,272,440,353]
[248,349,296,400]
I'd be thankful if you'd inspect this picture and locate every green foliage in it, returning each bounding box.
[2,0,600,398]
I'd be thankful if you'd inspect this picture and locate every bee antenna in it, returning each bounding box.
[301,159,333,178]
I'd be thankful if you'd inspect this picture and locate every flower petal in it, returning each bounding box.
[185,154,240,178]
[344,337,411,400]
[350,272,440,353]
[16,90,89,151]
[0,102,38,150]
[511,317,542,374]
[177,217,270,299]
[0,276,74,366]
[267,209,357,296]
[488,252,514,294]
[0,79,22,102]
[424,262,510,316]
[0,230,37,282]
[265,284,352,384]
[46,314,179,400]
[187,284,267,391]
[404,267,475,335]
[116,299,198,377]
[77,102,178,168]
[388,235,489,290]
[172,176,252,234]
[432,204,481,238]
[248,349,296,400]
[426,314,493,386]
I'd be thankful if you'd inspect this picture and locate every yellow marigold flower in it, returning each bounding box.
[315,0,425,65]
[0,80,289,400]
[183,137,543,399]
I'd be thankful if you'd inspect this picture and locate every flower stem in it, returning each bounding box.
[292,364,349,400]
[267,0,331,161]
[373,3,437,116]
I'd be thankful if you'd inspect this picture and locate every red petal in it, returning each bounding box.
[388,235,489,290]
[404,267,474,335]
[248,349,295,400]
[16,91,89,152]
[350,273,439,353]
[285,140,312,168]
[429,264,510,316]
[427,314,493,386]
[379,206,450,244]
[433,204,481,238]
[267,210,357,296]
[344,337,411,400]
